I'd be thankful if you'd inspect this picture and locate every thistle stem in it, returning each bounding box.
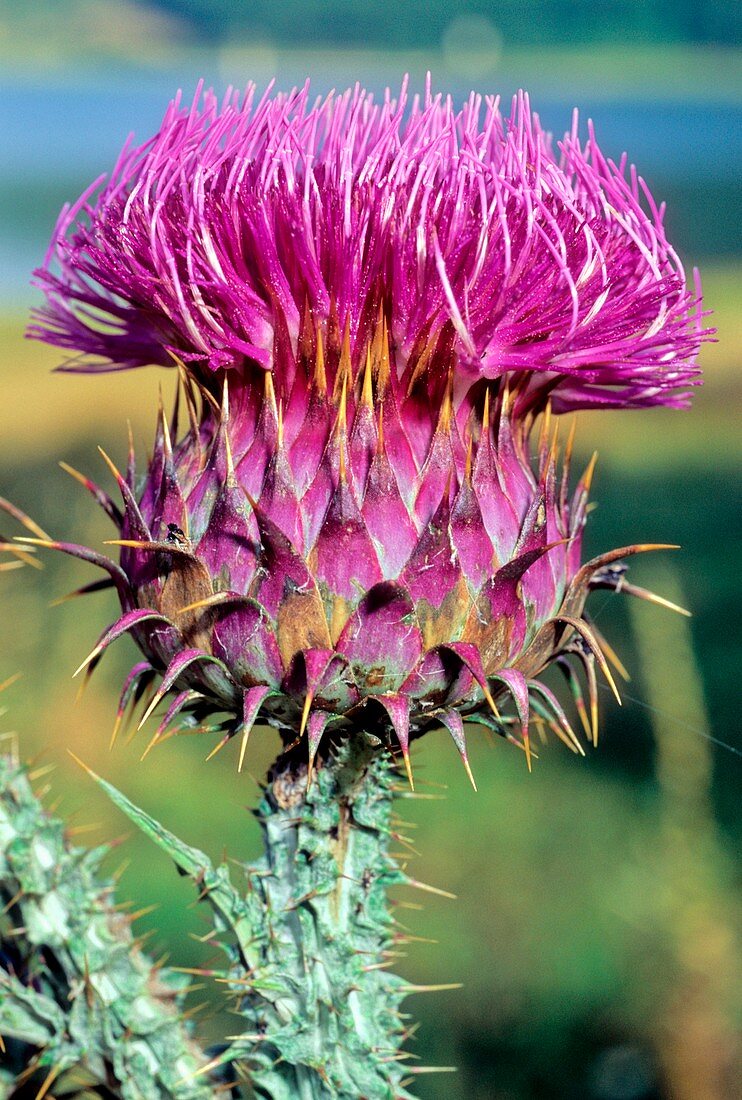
[228,737,413,1099]
[0,755,210,1099]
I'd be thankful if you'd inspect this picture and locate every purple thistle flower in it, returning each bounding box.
[18,81,711,783]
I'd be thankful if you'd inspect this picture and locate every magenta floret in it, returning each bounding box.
[31,80,709,411]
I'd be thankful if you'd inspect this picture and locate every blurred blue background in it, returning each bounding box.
[1,2,740,1097]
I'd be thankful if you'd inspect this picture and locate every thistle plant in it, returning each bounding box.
[0,751,213,1099]
[2,81,709,1096]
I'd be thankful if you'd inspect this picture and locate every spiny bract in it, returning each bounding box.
[19,81,710,782]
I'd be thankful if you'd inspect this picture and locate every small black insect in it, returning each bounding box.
[166,523,188,546]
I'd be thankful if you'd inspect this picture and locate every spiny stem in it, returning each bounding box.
[225,736,415,1099]
[63,739,456,1097]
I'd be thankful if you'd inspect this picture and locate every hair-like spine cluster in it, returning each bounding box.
[32,81,707,409]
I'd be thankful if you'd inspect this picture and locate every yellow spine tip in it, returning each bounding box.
[204,733,231,763]
[462,757,478,792]
[362,344,374,407]
[299,692,313,739]
[264,370,278,419]
[465,433,474,481]
[582,451,599,492]
[402,750,415,791]
[484,687,501,721]
[72,645,102,680]
[161,404,173,455]
[337,372,348,433]
[237,725,252,773]
[137,691,164,731]
[314,325,327,396]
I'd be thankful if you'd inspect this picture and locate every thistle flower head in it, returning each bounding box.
[22,81,710,782]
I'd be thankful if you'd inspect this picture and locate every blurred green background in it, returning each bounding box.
[0,2,740,1097]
